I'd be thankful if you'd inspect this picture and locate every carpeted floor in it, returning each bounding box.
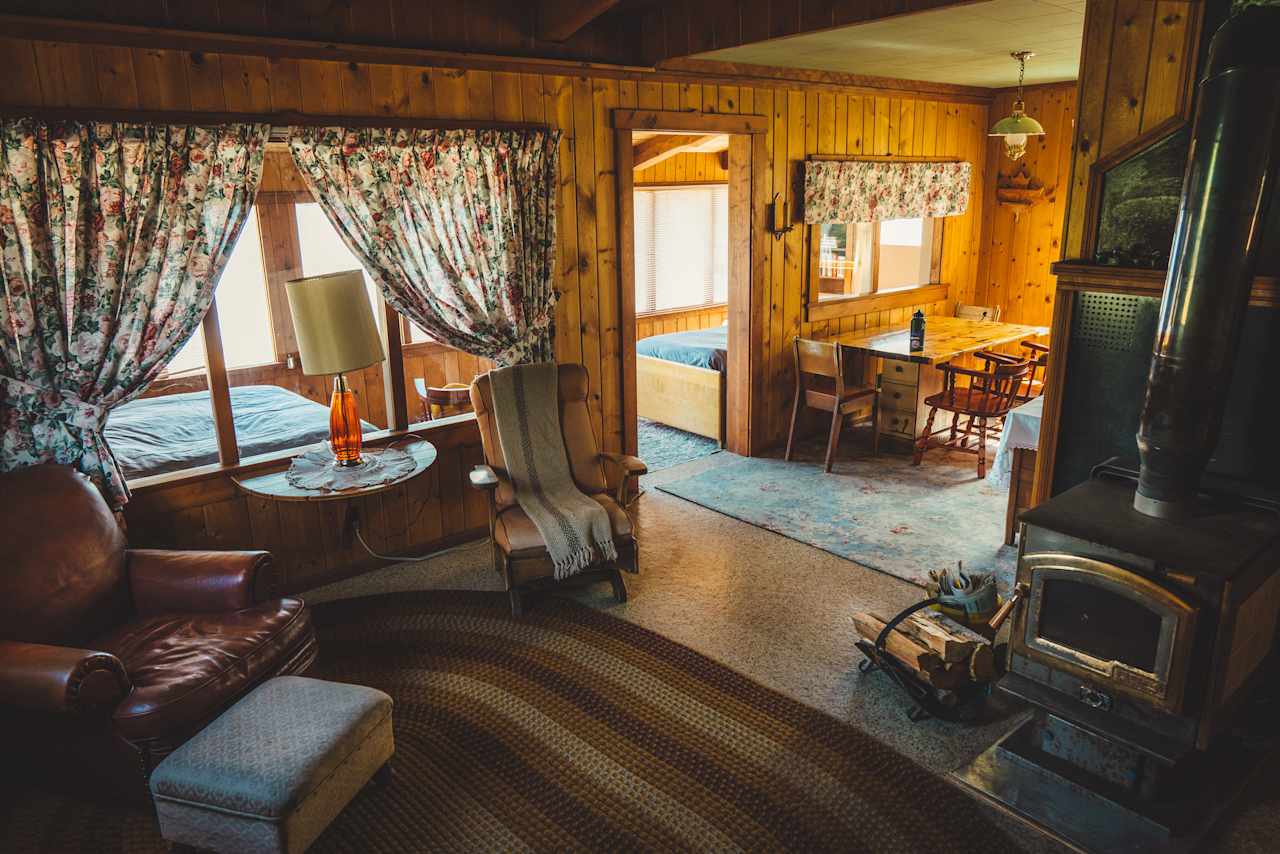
[637,416,721,472]
[657,435,1017,590]
[1,591,1017,853]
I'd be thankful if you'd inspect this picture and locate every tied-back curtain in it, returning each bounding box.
[803,160,971,223]
[0,119,269,506]
[288,127,561,366]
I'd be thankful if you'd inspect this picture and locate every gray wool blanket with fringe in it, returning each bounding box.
[489,362,617,579]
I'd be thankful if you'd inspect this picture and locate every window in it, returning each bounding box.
[165,208,275,373]
[634,185,728,314]
[294,203,435,345]
[295,203,381,315]
[814,216,939,302]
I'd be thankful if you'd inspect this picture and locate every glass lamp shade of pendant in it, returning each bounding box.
[990,101,1045,161]
[329,373,365,467]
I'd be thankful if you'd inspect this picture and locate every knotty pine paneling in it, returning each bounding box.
[1062,0,1201,259]
[5,37,993,578]
[637,304,729,339]
[635,151,728,184]
[972,83,1077,329]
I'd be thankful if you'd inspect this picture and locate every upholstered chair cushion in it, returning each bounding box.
[495,494,633,559]
[0,464,130,646]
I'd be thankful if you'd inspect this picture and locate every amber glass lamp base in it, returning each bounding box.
[329,373,364,467]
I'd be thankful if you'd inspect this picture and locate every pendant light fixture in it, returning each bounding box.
[990,51,1045,161]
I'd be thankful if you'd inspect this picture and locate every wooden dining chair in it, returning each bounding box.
[1016,340,1049,401]
[784,338,878,472]
[912,351,1030,478]
[414,379,473,421]
[955,303,1003,322]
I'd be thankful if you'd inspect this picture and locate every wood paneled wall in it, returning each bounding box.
[972,83,1077,329]
[3,35,991,453]
[637,304,729,340]
[3,28,994,581]
[763,94,989,447]
[635,151,728,184]
[1062,0,1200,259]
[1031,0,1204,506]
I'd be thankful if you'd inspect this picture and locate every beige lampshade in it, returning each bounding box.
[285,270,385,376]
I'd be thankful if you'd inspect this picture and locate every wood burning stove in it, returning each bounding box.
[954,7,1280,848]
[955,468,1280,849]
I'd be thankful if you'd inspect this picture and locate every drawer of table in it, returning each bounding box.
[879,380,917,413]
[879,409,916,439]
[881,359,921,384]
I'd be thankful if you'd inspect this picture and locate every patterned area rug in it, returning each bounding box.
[1,591,1015,853]
[638,416,720,472]
[657,442,1018,591]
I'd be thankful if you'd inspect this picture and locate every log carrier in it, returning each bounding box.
[1134,4,1280,518]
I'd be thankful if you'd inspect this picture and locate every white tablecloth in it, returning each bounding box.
[988,396,1043,489]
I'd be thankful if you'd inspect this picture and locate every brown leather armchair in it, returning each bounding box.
[470,364,646,616]
[0,464,318,800]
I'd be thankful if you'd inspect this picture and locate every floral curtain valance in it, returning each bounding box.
[288,126,561,366]
[803,160,972,223]
[0,118,269,505]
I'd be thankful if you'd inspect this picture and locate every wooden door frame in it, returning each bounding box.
[613,109,768,457]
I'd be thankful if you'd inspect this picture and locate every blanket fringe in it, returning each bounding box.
[553,538,619,581]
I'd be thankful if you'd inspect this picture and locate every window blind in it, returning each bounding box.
[634,185,728,314]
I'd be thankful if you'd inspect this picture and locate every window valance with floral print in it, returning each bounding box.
[803,159,972,223]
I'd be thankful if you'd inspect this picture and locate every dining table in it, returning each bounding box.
[816,315,1050,453]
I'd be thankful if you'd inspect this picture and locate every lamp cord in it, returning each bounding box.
[353,518,487,563]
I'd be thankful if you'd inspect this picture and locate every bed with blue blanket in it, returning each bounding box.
[105,385,376,480]
[635,325,727,446]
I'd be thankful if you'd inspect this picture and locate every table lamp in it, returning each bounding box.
[285,270,385,467]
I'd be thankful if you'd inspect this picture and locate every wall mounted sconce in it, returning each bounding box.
[990,51,1045,161]
[769,193,794,240]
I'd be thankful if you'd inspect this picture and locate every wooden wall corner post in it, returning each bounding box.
[726,134,754,456]
[1029,286,1074,506]
[382,299,409,432]
[201,296,240,467]
[614,125,639,457]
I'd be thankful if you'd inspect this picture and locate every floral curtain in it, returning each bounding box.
[289,127,561,365]
[803,160,971,223]
[0,119,269,506]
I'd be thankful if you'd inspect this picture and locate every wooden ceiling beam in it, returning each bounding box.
[538,0,622,42]
[632,133,709,170]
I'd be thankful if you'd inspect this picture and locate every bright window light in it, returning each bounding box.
[879,218,924,246]
[166,208,275,374]
[295,203,381,312]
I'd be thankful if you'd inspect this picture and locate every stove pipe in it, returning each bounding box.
[1134,5,1280,518]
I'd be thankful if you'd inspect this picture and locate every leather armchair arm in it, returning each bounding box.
[600,453,648,505]
[0,640,130,715]
[127,549,274,617]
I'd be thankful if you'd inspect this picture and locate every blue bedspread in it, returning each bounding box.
[105,384,376,480]
[635,325,728,373]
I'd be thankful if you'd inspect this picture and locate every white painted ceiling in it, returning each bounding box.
[689,0,1085,89]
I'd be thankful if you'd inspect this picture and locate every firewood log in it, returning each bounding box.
[853,613,941,672]
[895,612,983,662]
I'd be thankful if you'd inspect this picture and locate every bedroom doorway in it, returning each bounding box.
[615,110,765,466]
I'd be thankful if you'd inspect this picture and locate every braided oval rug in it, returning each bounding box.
[3,591,1016,853]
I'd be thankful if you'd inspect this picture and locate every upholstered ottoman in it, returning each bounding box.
[149,676,394,854]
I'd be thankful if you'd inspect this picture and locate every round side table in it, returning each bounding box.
[232,439,437,551]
